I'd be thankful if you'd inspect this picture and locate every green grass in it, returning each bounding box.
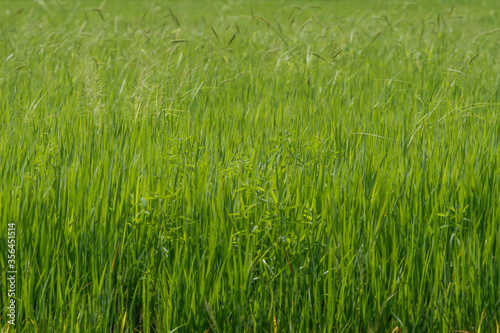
[1,0,500,331]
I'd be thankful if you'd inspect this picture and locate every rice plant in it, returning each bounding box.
[1,0,500,332]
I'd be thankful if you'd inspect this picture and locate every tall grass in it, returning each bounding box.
[1,0,500,331]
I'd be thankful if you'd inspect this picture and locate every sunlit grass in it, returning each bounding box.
[1,0,500,331]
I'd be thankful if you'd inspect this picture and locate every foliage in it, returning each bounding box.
[1,0,500,331]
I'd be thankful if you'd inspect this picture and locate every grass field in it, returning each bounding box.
[1,0,500,331]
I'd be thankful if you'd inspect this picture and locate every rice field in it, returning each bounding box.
[1,0,500,332]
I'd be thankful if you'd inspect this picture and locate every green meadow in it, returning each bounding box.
[1,0,500,331]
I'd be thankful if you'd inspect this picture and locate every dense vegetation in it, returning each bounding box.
[1,0,500,331]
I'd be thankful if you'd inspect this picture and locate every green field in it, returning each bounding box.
[1,0,500,331]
